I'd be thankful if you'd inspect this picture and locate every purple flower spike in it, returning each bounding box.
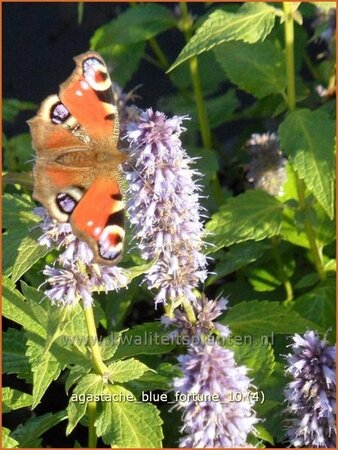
[125,109,207,306]
[284,330,336,448]
[173,343,257,447]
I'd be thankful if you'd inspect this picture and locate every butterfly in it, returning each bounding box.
[29,51,127,266]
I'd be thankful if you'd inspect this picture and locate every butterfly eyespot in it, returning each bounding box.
[56,192,77,214]
[51,102,70,124]
[98,225,124,261]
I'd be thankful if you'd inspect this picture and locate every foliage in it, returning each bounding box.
[3,2,336,448]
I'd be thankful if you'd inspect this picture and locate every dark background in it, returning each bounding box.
[2,2,203,447]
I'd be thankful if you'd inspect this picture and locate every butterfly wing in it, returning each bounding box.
[30,51,126,265]
[70,176,125,264]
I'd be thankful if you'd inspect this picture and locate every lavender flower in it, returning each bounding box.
[173,342,257,447]
[284,330,336,448]
[35,207,128,307]
[246,132,287,196]
[161,295,230,341]
[125,109,207,306]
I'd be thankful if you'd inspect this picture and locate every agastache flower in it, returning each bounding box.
[246,132,287,196]
[161,295,230,341]
[284,330,336,448]
[173,342,258,447]
[125,109,207,306]
[35,207,128,307]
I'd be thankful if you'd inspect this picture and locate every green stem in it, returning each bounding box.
[283,2,296,110]
[148,37,169,70]
[180,2,212,149]
[271,237,293,302]
[87,401,97,448]
[83,304,108,375]
[295,178,326,281]
[283,2,326,281]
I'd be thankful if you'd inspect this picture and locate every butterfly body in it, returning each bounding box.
[29,52,126,265]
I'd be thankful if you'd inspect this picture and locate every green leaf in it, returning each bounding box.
[293,279,336,340]
[2,194,41,276]
[12,236,50,282]
[2,387,33,413]
[214,40,286,98]
[2,276,46,337]
[26,336,65,408]
[207,241,269,284]
[96,385,163,447]
[99,332,123,360]
[113,322,176,360]
[67,374,104,434]
[3,133,34,172]
[229,341,275,387]
[11,411,67,448]
[2,427,19,448]
[206,191,284,251]
[169,3,276,72]
[279,109,335,218]
[65,364,91,394]
[159,89,238,130]
[125,259,156,282]
[91,3,175,48]
[3,328,32,381]
[3,98,36,123]
[224,300,320,337]
[254,424,275,445]
[108,358,151,383]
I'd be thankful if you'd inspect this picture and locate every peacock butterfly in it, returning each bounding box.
[29,51,126,265]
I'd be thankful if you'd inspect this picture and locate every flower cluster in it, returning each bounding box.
[125,109,207,306]
[35,207,128,307]
[161,295,230,341]
[173,342,257,447]
[246,132,287,196]
[284,330,336,448]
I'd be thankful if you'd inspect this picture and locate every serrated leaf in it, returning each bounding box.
[3,133,34,172]
[2,427,19,448]
[12,236,50,282]
[65,364,91,394]
[113,322,176,360]
[2,276,46,337]
[229,341,275,387]
[67,373,104,434]
[91,3,175,48]
[100,332,123,360]
[279,109,335,218]
[108,358,151,383]
[207,241,268,284]
[26,336,65,408]
[3,328,32,381]
[214,40,286,98]
[293,279,336,340]
[169,3,276,72]
[96,385,163,447]
[206,190,284,252]
[224,300,320,337]
[2,387,33,413]
[2,193,39,230]
[126,259,156,282]
[11,411,67,448]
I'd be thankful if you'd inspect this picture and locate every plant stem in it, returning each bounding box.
[87,401,97,448]
[283,2,326,281]
[180,2,212,149]
[271,237,293,302]
[295,178,326,281]
[83,304,108,375]
[148,37,169,70]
